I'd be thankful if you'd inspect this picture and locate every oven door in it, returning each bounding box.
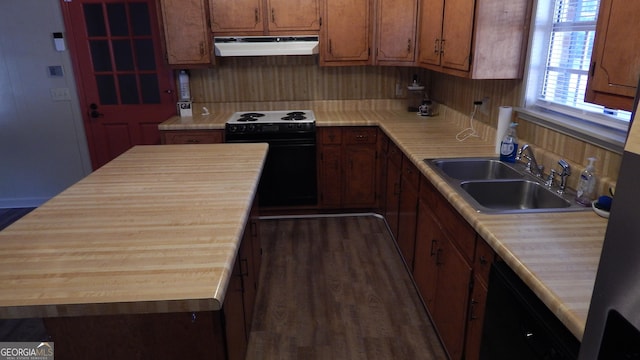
[226,135,317,207]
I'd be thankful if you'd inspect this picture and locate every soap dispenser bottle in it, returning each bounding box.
[576,157,597,206]
[499,122,519,163]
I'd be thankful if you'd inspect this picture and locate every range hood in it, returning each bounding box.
[214,36,319,57]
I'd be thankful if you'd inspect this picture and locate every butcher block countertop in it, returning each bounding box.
[0,143,268,319]
[159,107,607,340]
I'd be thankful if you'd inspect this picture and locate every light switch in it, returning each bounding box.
[50,88,71,101]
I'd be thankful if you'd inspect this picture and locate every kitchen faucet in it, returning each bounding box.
[556,159,571,194]
[516,144,543,178]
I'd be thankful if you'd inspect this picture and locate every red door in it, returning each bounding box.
[60,0,177,169]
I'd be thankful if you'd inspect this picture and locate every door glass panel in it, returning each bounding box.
[107,3,129,37]
[129,3,151,36]
[139,74,160,104]
[89,40,112,71]
[83,4,106,37]
[134,39,156,70]
[113,40,134,70]
[96,75,117,105]
[118,75,140,104]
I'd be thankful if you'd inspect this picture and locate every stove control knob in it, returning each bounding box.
[239,125,246,132]
[228,125,237,133]
[248,124,255,132]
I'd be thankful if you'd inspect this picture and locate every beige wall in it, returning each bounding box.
[190,57,621,193]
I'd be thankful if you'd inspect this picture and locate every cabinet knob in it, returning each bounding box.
[407,38,411,53]
[434,39,439,54]
[254,8,259,23]
[271,8,275,23]
[479,255,488,265]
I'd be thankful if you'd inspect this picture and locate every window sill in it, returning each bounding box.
[516,107,627,154]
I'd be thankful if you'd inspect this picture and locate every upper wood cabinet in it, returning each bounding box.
[320,0,419,66]
[210,0,320,34]
[418,0,532,79]
[209,0,264,33]
[375,0,419,65]
[585,0,640,112]
[159,0,213,65]
[320,0,373,65]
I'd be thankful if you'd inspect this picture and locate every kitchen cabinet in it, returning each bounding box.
[417,0,532,79]
[375,0,419,65]
[585,0,640,112]
[413,176,476,360]
[320,0,418,66]
[158,0,213,65]
[396,156,420,270]
[383,139,403,239]
[464,237,494,360]
[317,127,379,209]
[44,199,260,360]
[210,0,320,34]
[160,129,224,144]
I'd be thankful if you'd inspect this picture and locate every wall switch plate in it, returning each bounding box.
[395,83,405,97]
[50,87,71,101]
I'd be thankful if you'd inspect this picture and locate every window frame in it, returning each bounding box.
[520,0,631,154]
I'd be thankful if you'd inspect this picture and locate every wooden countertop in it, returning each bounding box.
[0,143,268,319]
[159,108,605,340]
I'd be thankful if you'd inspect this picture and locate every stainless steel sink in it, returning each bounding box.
[430,158,523,180]
[424,157,590,214]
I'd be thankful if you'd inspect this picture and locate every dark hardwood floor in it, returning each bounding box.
[247,215,447,359]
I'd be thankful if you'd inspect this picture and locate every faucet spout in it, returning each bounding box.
[517,144,543,177]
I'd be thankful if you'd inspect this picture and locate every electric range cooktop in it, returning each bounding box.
[226,110,316,124]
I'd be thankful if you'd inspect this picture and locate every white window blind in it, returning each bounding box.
[540,0,600,112]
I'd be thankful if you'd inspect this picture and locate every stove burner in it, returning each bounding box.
[237,112,265,122]
[281,111,307,121]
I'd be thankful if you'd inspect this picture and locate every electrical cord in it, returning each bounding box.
[456,103,481,142]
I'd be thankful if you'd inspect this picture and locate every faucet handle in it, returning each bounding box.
[545,169,557,188]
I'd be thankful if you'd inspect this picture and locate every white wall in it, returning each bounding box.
[0,0,91,208]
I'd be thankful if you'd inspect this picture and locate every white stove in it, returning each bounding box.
[225,110,316,137]
[226,110,316,124]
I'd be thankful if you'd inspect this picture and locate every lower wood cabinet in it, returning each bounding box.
[396,156,420,271]
[161,130,224,144]
[317,127,379,209]
[44,199,261,360]
[383,139,403,239]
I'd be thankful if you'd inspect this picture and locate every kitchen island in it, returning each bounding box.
[0,143,268,359]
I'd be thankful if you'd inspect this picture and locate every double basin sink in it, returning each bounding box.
[424,157,591,214]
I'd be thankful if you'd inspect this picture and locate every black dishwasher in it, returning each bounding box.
[480,261,580,359]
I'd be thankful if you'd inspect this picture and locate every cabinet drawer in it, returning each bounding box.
[319,127,343,144]
[161,130,223,144]
[474,237,495,285]
[344,127,377,144]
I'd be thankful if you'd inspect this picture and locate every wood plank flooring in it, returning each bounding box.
[247,215,447,359]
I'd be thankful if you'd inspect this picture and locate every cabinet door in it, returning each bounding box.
[321,0,372,64]
[413,200,440,310]
[267,0,320,32]
[417,0,444,67]
[376,0,418,64]
[160,0,211,65]
[343,145,378,207]
[210,0,264,33]
[585,0,640,111]
[384,146,402,239]
[318,144,343,207]
[464,278,488,360]
[396,159,420,270]
[441,0,475,72]
[432,236,472,360]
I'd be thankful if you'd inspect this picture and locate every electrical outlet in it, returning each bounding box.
[395,83,405,97]
[50,87,71,101]
[479,96,490,115]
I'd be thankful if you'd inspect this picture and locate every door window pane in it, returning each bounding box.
[113,40,134,71]
[119,75,140,104]
[90,40,112,71]
[83,4,106,37]
[129,3,151,36]
[139,74,160,104]
[96,75,117,105]
[134,39,156,70]
[107,3,129,37]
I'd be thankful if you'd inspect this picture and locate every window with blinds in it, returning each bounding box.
[537,0,631,122]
